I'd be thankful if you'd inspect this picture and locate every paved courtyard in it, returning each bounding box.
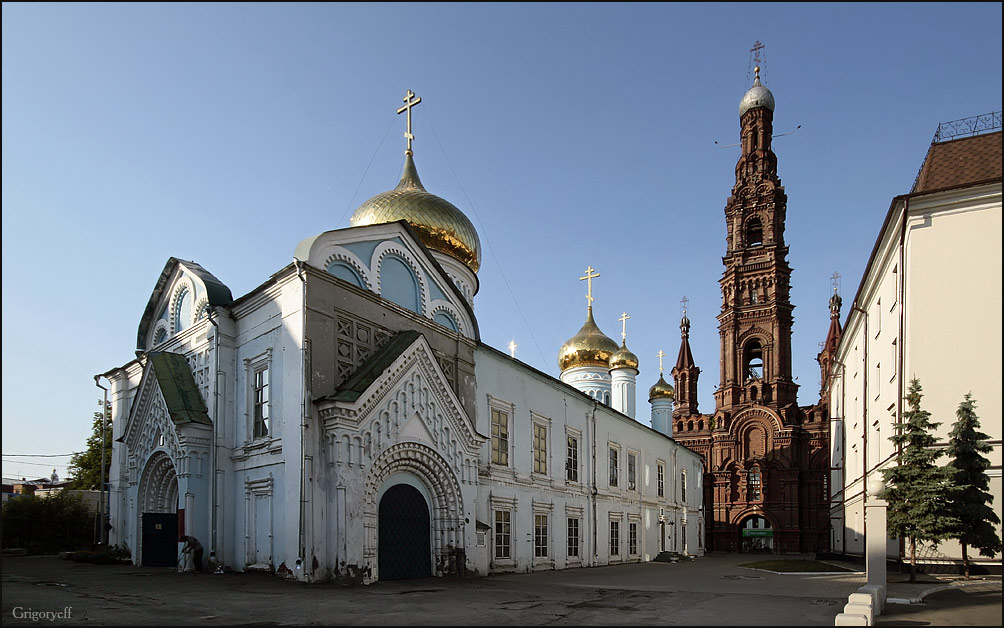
[2,553,999,626]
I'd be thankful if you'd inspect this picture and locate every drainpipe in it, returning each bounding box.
[894,196,908,564]
[828,358,847,555]
[294,260,307,577]
[93,375,110,546]
[850,305,868,547]
[589,399,598,565]
[207,307,221,563]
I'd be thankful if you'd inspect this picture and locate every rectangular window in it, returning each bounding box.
[253,365,270,439]
[657,462,665,497]
[609,520,620,556]
[629,522,638,555]
[533,422,548,474]
[567,518,580,557]
[748,468,762,501]
[609,447,619,487]
[681,471,687,504]
[491,408,509,466]
[627,452,637,491]
[566,435,579,482]
[494,510,511,559]
[534,514,548,558]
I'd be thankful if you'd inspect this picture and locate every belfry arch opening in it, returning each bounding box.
[746,217,763,247]
[744,340,763,381]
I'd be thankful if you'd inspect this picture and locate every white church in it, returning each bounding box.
[100,92,704,582]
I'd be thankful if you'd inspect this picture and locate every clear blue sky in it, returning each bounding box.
[3,2,1001,481]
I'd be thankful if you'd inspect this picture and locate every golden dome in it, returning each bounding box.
[558,307,620,371]
[649,375,675,401]
[350,153,481,273]
[609,341,639,371]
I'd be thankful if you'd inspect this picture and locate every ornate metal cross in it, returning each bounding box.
[657,350,667,375]
[830,271,841,294]
[681,295,689,318]
[507,339,517,358]
[619,312,630,342]
[580,266,600,309]
[397,89,422,154]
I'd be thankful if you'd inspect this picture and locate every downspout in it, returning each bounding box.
[590,399,598,565]
[828,358,847,555]
[207,307,221,563]
[294,260,307,577]
[895,196,908,564]
[850,305,868,546]
[93,375,109,546]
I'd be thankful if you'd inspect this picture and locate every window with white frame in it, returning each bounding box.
[566,433,579,482]
[657,461,665,497]
[609,519,620,556]
[490,403,510,466]
[629,521,638,555]
[534,514,549,558]
[567,517,580,558]
[627,451,638,491]
[494,509,511,559]
[532,418,548,475]
[609,446,619,487]
[681,470,687,503]
[246,353,272,441]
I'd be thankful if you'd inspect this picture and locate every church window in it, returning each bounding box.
[174,287,192,333]
[380,255,421,314]
[567,518,580,557]
[433,312,458,332]
[491,407,509,466]
[608,446,619,487]
[252,364,270,439]
[657,462,665,497]
[751,287,759,304]
[629,522,638,556]
[609,520,620,556]
[681,471,687,504]
[566,434,579,482]
[627,451,637,491]
[688,420,694,431]
[744,340,764,380]
[677,421,684,434]
[534,514,549,558]
[746,217,763,247]
[154,327,167,345]
[533,421,548,475]
[748,466,762,502]
[327,261,365,289]
[698,419,704,431]
[494,510,511,559]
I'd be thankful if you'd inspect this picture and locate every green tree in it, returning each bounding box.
[68,400,112,490]
[1,491,93,553]
[880,378,959,582]
[947,393,1002,579]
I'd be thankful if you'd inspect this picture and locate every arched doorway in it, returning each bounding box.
[378,483,431,580]
[138,452,180,566]
[739,515,773,553]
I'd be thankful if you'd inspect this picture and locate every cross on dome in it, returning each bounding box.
[397,89,422,155]
[580,266,600,310]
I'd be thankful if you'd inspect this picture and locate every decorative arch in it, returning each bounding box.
[745,215,764,246]
[152,321,170,347]
[363,442,465,581]
[170,278,196,335]
[431,303,464,335]
[323,249,374,291]
[138,450,179,514]
[374,243,429,315]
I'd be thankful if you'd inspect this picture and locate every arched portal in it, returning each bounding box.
[378,483,432,580]
[739,514,774,553]
[138,451,180,566]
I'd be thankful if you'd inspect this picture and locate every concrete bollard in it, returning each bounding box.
[843,601,873,626]
[834,612,869,626]
[857,585,885,615]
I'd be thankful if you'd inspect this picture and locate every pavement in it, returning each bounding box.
[2,553,1000,626]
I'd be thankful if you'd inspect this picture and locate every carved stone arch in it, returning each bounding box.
[169,277,196,335]
[430,301,466,336]
[373,242,430,315]
[323,248,375,291]
[138,450,179,514]
[151,320,170,348]
[730,507,778,529]
[364,442,465,581]
[738,326,772,347]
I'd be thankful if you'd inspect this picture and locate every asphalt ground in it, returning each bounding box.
[2,554,1000,626]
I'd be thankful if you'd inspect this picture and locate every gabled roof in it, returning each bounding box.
[148,351,212,426]
[322,329,422,403]
[912,131,1002,193]
[136,257,233,350]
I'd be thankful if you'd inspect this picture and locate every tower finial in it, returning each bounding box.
[680,296,691,337]
[580,266,600,312]
[749,40,765,86]
[829,271,843,319]
[619,312,630,343]
[657,350,667,376]
[397,89,422,156]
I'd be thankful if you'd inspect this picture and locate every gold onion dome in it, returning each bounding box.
[558,308,620,371]
[350,153,482,273]
[609,341,639,371]
[649,375,675,401]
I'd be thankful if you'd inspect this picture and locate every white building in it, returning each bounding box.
[100,94,703,582]
[828,120,1002,570]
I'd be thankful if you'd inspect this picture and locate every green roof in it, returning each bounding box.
[326,330,422,403]
[149,352,212,426]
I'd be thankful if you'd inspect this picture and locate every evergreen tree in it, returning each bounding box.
[880,378,959,582]
[68,400,112,490]
[947,393,1002,579]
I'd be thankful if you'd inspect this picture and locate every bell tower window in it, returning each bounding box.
[746,217,763,247]
[744,340,763,381]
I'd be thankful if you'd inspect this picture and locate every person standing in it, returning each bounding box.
[180,535,204,573]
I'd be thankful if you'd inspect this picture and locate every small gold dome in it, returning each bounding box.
[609,341,639,371]
[558,307,619,372]
[350,153,481,273]
[649,375,675,401]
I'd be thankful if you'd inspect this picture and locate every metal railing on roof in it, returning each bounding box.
[931,111,1001,143]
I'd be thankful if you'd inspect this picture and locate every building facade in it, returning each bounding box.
[670,68,832,554]
[829,120,1002,569]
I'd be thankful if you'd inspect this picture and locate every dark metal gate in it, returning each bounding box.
[378,484,431,580]
[141,512,178,567]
